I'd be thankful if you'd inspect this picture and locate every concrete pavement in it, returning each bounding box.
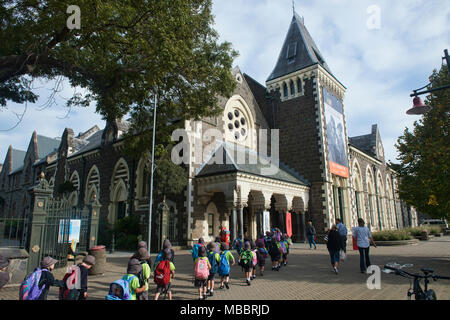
[1,236,449,300]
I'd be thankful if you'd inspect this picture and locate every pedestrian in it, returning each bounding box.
[233,235,244,258]
[336,218,348,256]
[268,236,281,271]
[326,225,342,274]
[264,231,272,247]
[76,255,95,300]
[0,255,10,290]
[20,256,64,300]
[218,242,235,290]
[219,226,230,245]
[193,245,211,300]
[135,248,151,300]
[154,248,175,300]
[154,238,175,268]
[206,242,220,297]
[239,241,254,286]
[214,237,221,253]
[306,220,317,250]
[250,241,258,280]
[123,258,147,300]
[131,240,152,268]
[256,239,268,276]
[352,218,377,273]
[191,238,206,261]
[279,234,287,267]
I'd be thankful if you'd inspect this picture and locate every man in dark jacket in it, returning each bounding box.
[326,225,342,274]
[306,220,317,250]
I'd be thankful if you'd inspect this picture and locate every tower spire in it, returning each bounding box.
[292,0,295,15]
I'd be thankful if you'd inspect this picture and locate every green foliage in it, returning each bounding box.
[372,230,412,241]
[113,215,141,251]
[395,65,450,219]
[1,0,238,132]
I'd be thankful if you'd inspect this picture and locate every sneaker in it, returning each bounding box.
[314,246,317,250]
[246,279,251,286]
[283,263,287,267]
[209,291,214,297]
[206,288,211,294]
[203,294,208,300]
[219,284,224,289]
[225,282,230,290]
[334,267,338,274]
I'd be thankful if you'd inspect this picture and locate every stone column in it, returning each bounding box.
[87,195,101,249]
[231,207,237,242]
[238,205,244,240]
[27,175,52,274]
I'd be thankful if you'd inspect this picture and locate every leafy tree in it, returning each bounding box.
[395,65,449,219]
[0,0,238,131]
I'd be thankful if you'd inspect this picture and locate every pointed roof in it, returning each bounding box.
[267,12,332,82]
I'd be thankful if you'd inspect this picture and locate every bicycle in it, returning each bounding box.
[383,262,450,300]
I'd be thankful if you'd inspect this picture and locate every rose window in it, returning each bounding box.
[226,108,248,141]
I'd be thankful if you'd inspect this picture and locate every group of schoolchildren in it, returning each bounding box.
[189,227,293,300]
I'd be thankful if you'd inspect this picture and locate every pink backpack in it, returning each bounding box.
[194,258,209,280]
[252,250,257,267]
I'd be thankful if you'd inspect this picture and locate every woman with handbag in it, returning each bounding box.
[352,218,377,273]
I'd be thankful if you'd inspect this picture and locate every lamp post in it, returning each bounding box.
[406,49,450,115]
[148,94,158,253]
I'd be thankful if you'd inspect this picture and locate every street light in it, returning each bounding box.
[148,93,158,253]
[406,49,450,115]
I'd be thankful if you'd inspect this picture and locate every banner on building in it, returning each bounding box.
[323,87,349,178]
[286,212,292,237]
[263,211,270,234]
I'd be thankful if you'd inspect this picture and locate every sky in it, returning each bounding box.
[0,0,449,164]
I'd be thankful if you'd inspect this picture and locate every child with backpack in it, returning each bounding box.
[233,236,243,258]
[134,248,151,300]
[191,238,206,262]
[239,241,255,286]
[256,240,268,276]
[282,233,292,266]
[268,236,281,271]
[154,248,175,300]
[20,256,65,300]
[218,242,235,290]
[123,258,147,300]
[206,242,220,297]
[250,241,258,280]
[131,241,152,268]
[105,279,132,300]
[194,245,211,300]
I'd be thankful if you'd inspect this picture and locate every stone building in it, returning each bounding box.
[0,11,418,252]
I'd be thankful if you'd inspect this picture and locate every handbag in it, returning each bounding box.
[352,236,358,250]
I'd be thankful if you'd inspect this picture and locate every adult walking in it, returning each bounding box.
[352,218,377,273]
[326,225,342,274]
[336,218,348,254]
[306,220,317,250]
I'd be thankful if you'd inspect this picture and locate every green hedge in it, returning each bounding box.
[372,230,413,241]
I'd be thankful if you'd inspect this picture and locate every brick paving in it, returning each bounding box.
[1,236,449,300]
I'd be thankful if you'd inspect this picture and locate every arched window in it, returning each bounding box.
[297,78,303,95]
[283,82,288,98]
[290,80,295,96]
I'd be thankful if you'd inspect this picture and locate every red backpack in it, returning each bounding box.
[153,260,171,286]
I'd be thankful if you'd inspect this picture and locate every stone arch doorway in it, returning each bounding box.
[110,180,128,224]
[205,201,220,243]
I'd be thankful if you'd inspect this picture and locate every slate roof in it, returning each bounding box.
[11,149,26,172]
[196,143,310,187]
[36,135,60,159]
[267,12,332,82]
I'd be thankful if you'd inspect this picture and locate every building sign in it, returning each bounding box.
[263,211,271,234]
[286,212,292,237]
[323,87,349,178]
[58,219,81,244]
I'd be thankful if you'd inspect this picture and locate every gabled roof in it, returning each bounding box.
[11,149,26,173]
[36,135,60,159]
[267,12,332,82]
[196,143,310,187]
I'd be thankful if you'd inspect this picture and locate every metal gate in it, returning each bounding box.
[40,199,91,269]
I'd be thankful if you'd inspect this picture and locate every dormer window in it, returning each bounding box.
[286,42,297,64]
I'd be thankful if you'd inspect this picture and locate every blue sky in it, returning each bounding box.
[0,0,449,164]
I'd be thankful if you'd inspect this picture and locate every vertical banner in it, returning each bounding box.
[263,211,271,234]
[323,87,349,178]
[286,212,292,237]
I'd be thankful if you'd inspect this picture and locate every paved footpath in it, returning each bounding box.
[1,236,449,300]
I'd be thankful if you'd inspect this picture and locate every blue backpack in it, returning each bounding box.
[208,251,219,274]
[106,280,132,300]
[190,244,203,261]
[218,251,230,276]
[19,268,46,300]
